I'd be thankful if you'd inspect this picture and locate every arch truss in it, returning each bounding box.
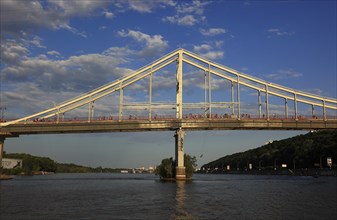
[1,48,336,127]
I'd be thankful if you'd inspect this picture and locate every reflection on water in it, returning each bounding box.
[172,181,197,220]
[1,173,336,220]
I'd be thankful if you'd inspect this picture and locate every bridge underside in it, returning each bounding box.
[1,119,336,137]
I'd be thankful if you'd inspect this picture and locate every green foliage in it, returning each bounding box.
[155,154,197,179]
[155,157,175,178]
[2,152,128,174]
[184,154,197,178]
[4,153,57,175]
[201,130,337,170]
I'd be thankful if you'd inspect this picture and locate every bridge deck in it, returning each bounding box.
[1,118,336,137]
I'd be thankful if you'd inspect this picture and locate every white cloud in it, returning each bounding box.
[118,29,168,57]
[163,15,198,26]
[267,28,295,37]
[193,44,224,60]
[0,40,29,65]
[47,50,62,57]
[162,0,211,26]
[200,28,227,36]
[0,0,107,37]
[265,69,303,80]
[199,51,224,60]
[22,35,46,48]
[215,40,224,48]
[103,10,114,19]
[114,0,176,13]
[1,44,137,118]
[193,44,212,52]
[1,40,136,93]
[176,0,210,15]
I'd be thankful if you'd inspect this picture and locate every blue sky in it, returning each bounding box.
[1,0,336,168]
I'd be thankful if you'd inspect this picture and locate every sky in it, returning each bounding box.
[1,0,336,168]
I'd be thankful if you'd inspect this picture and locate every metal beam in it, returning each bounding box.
[119,86,123,121]
[182,58,337,110]
[91,102,94,120]
[208,64,212,118]
[294,93,298,120]
[204,70,207,118]
[237,76,240,120]
[323,100,326,121]
[149,72,152,121]
[1,51,179,126]
[285,98,288,118]
[231,81,235,116]
[88,101,92,122]
[265,85,269,120]
[258,90,262,118]
[182,50,337,104]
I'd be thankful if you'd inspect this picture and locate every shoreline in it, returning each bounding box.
[197,169,337,177]
[0,174,13,180]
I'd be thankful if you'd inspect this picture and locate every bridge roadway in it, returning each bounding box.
[1,117,336,137]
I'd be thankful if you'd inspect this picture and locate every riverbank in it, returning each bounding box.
[198,168,337,177]
[0,174,13,180]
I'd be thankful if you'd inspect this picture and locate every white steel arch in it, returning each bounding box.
[1,48,336,127]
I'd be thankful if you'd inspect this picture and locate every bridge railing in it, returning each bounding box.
[2,114,336,125]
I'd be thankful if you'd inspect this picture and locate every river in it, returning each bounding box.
[0,173,336,220]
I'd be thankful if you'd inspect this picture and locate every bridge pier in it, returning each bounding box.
[175,128,186,180]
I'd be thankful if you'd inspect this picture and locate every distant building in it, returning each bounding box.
[2,158,23,169]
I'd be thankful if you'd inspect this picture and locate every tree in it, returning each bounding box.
[155,154,197,179]
[184,154,197,178]
[155,157,175,179]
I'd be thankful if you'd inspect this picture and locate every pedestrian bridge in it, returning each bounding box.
[1,48,336,179]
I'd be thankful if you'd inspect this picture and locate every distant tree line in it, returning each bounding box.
[201,130,337,171]
[2,152,131,175]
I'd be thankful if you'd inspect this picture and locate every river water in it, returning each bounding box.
[0,173,336,220]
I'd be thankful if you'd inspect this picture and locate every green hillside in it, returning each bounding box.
[201,130,337,172]
[2,152,129,175]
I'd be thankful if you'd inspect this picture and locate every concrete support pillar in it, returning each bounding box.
[175,129,186,180]
[176,50,183,119]
[0,137,4,170]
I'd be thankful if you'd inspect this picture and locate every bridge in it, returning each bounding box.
[1,48,336,179]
